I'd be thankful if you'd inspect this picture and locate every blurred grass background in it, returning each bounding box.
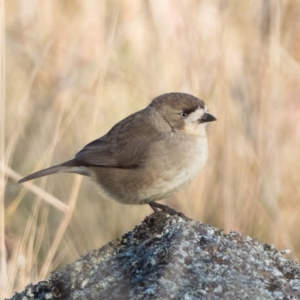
[1,0,300,297]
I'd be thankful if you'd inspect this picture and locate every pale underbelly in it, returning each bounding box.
[93,135,208,205]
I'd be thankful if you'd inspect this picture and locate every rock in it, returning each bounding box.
[7,212,300,300]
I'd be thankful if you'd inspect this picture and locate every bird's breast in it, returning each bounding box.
[143,133,208,200]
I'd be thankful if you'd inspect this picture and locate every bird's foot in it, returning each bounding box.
[148,201,190,220]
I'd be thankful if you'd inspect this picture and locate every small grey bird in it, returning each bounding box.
[19,93,216,212]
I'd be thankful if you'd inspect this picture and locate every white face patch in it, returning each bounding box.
[186,106,206,122]
[182,105,208,136]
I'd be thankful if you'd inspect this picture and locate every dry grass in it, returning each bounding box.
[2,0,300,298]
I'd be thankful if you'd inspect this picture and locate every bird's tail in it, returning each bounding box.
[18,159,88,183]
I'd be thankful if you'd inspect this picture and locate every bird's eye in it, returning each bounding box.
[180,112,188,119]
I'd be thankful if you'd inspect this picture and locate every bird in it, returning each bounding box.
[19,92,216,213]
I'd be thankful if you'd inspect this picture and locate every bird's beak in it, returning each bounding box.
[200,113,217,123]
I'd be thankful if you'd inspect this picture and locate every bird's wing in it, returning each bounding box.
[75,110,164,168]
[75,139,121,167]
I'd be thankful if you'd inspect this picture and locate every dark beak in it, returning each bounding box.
[200,113,217,123]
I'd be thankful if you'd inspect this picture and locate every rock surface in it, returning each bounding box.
[7,212,300,300]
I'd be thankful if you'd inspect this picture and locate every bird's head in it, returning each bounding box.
[150,92,216,136]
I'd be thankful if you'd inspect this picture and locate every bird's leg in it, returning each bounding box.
[149,202,179,214]
[148,201,190,220]
[149,202,160,213]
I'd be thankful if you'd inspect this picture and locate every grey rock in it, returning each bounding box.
[7,212,300,300]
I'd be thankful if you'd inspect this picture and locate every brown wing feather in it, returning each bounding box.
[75,139,120,167]
[75,109,165,168]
